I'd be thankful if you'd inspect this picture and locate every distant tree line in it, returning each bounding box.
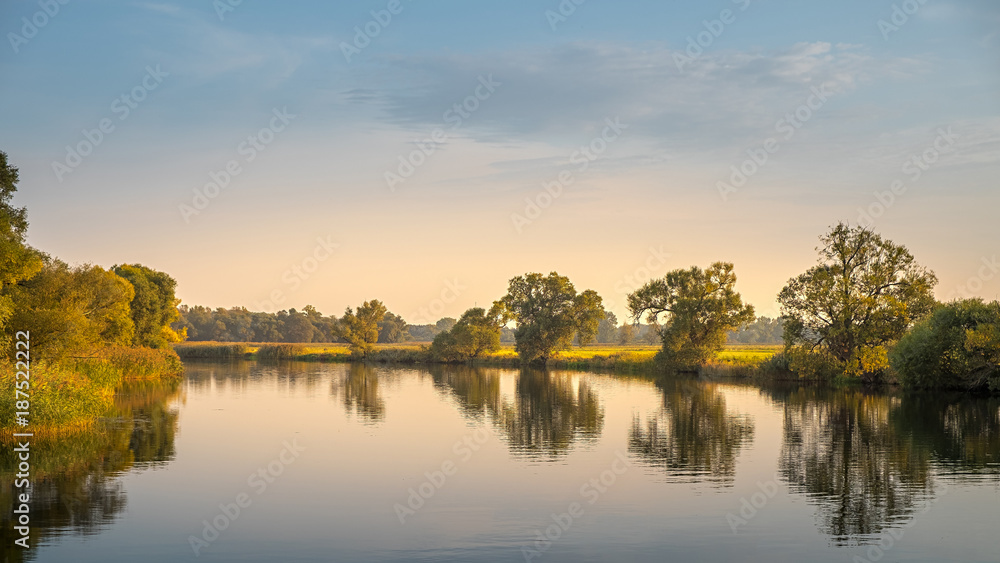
[727,317,783,344]
[173,304,487,345]
[172,303,666,346]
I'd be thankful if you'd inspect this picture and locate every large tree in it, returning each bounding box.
[628,262,754,370]
[435,317,457,332]
[303,304,336,342]
[280,309,315,343]
[497,272,599,364]
[573,289,606,347]
[378,311,409,343]
[336,299,386,357]
[250,311,282,342]
[0,151,44,346]
[778,223,937,377]
[597,311,619,344]
[7,258,135,360]
[112,264,185,348]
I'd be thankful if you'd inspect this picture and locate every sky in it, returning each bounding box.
[1,0,998,323]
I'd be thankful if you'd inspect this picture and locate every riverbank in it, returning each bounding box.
[173,341,784,374]
[0,346,183,439]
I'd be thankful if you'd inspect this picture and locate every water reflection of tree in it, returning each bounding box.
[889,393,1000,474]
[184,360,325,395]
[333,363,385,423]
[429,365,501,421]
[500,370,603,458]
[628,379,754,484]
[118,379,182,466]
[772,388,933,544]
[0,378,181,563]
[430,366,604,459]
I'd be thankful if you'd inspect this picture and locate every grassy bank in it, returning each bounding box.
[174,341,784,375]
[0,346,183,438]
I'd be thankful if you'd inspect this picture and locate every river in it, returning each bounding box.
[5,361,999,562]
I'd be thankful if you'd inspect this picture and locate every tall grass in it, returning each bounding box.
[174,342,249,359]
[544,351,656,372]
[1,346,183,437]
[97,345,184,379]
[257,344,297,360]
[0,360,121,437]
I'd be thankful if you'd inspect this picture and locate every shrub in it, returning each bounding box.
[844,345,891,384]
[890,299,1000,391]
[784,345,844,381]
[429,330,462,362]
[428,308,502,362]
[757,351,791,374]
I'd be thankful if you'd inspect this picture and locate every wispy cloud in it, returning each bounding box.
[342,41,895,148]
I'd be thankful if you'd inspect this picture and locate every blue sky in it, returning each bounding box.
[1,0,998,321]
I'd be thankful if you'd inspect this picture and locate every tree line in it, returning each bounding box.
[172,304,683,346]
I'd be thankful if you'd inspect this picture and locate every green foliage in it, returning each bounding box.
[378,311,409,343]
[336,299,387,357]
[279,308,316,343]
[596,311,619,344]
[779,223,937,379]
[627,262,755,371]
[890,299,1000,391]
[436,317,457,332]
[5,258,135,361]
[497,272,599,364]
[784,345,847,381]
[430,306,503,361]
[756,351,792,374]
[728,316,784,344]
[573,289,605,346]
[112,263,184,348]
[175,305,342,343]
[0,151,44,346]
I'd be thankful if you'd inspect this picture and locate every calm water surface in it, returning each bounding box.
[5,361,1000,562]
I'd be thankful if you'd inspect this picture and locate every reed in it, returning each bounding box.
[256,344,298,360]
[174,342,250,359]
[97,345,184,379]
[0,360,120,437]
[1,347,184,436]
